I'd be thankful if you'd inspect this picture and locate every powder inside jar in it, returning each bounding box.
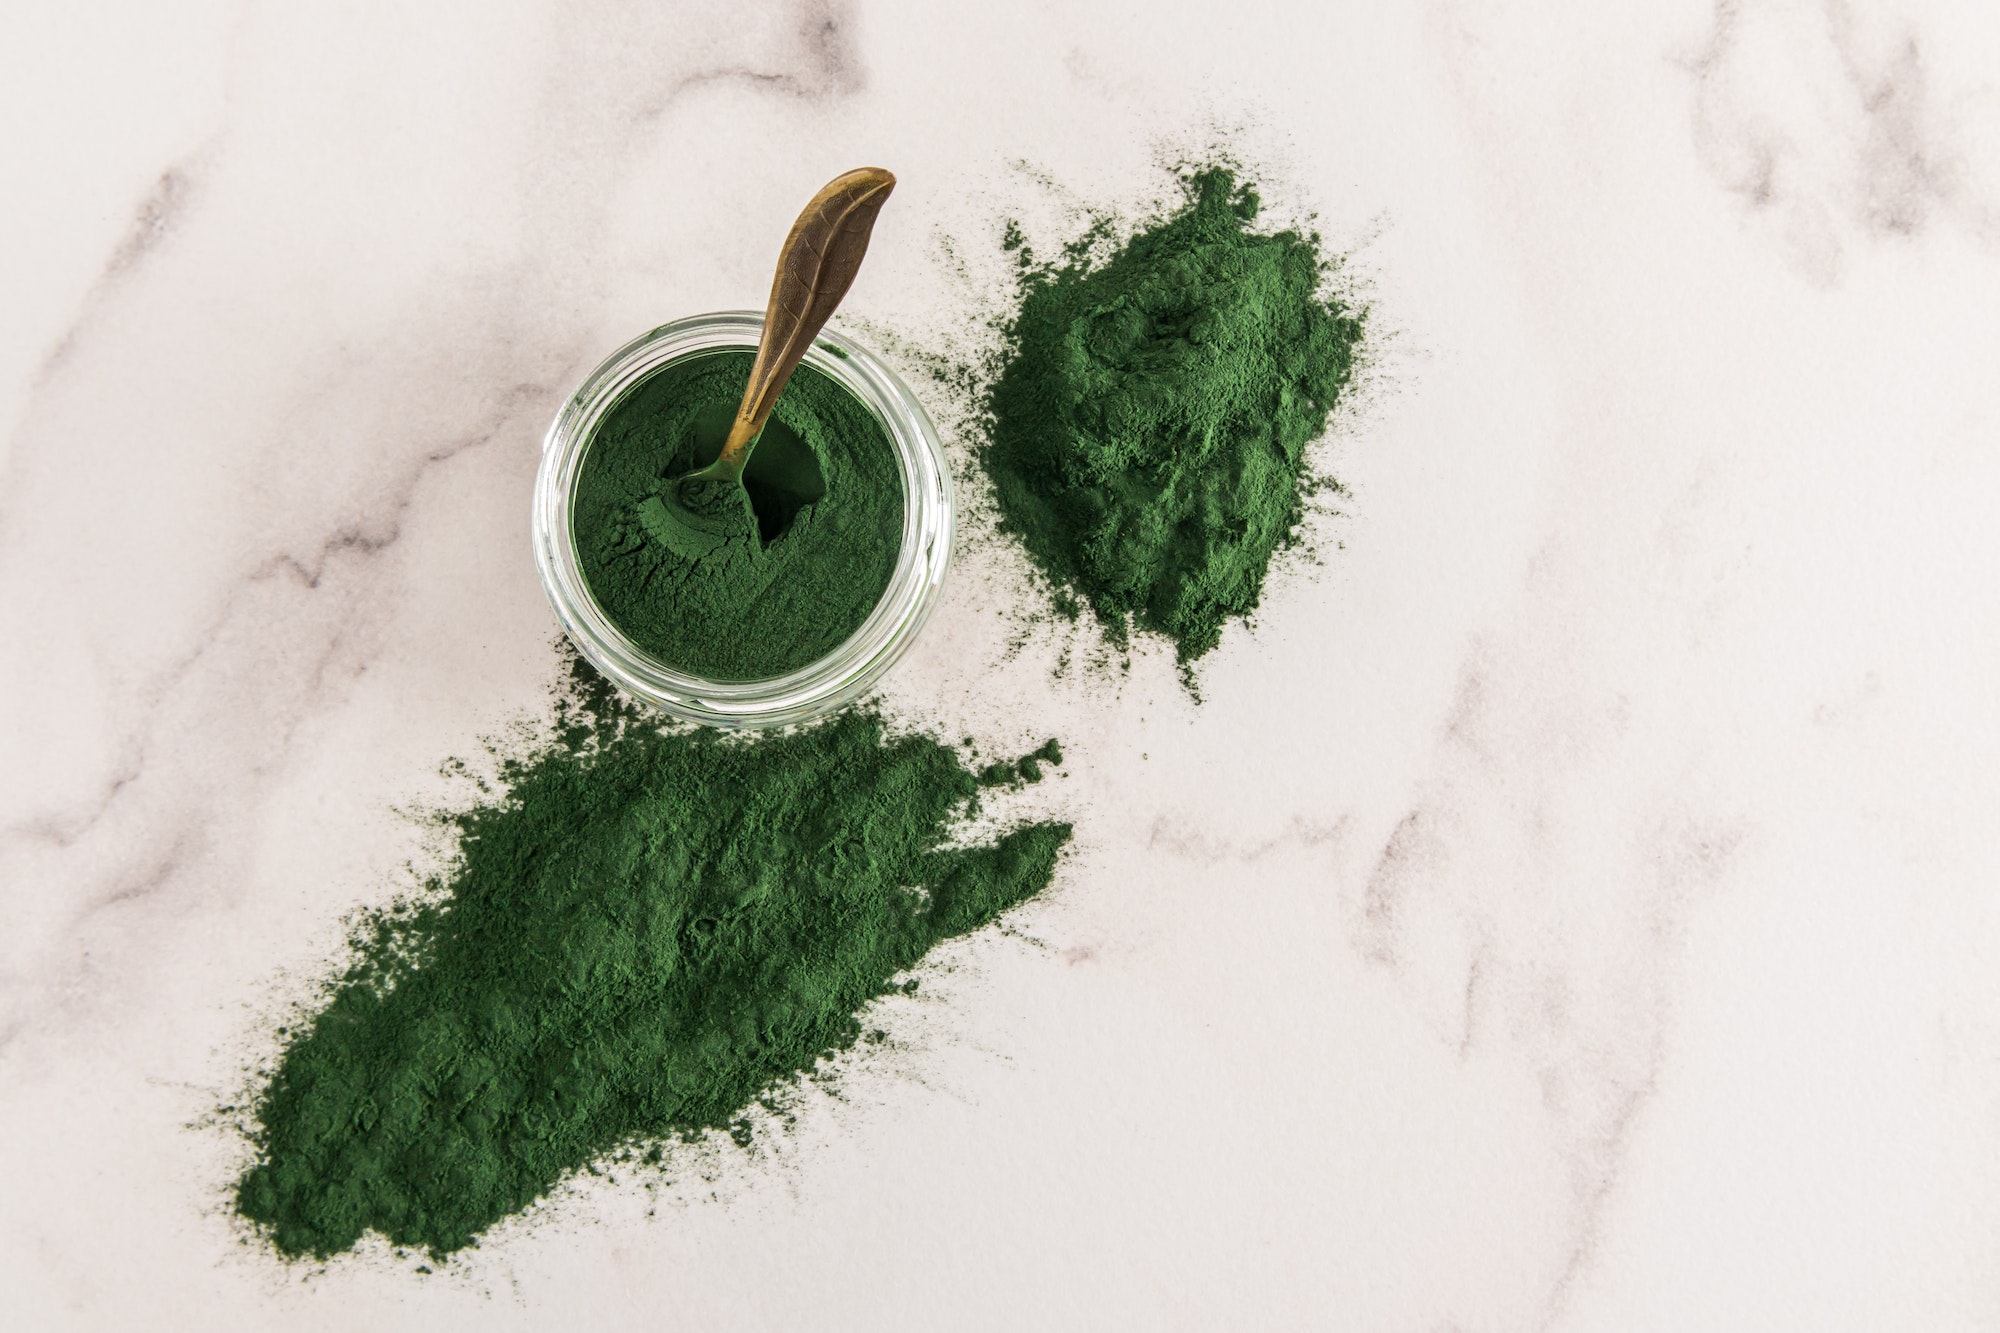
[572,351,905,681]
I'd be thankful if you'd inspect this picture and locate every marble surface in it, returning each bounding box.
[5,0,2000,1326]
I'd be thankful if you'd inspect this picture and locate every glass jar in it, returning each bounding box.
[533,312,953,729]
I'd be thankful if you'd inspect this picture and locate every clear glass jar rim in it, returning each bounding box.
[532,313,953,729]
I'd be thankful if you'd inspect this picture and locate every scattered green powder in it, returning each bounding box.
[984,165,1364,666]
[978,738,1063,788]
[235,664,1068,1258]
[230,156,1357,1265]
[573,351,904,681]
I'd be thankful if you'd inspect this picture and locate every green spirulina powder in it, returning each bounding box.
[985,165,1364,667]
[235,662,1068,1259]
[573,351,904,681]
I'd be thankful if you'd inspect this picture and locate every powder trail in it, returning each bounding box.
[235,664,1069,1258]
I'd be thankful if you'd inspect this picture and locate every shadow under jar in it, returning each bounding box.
[534,312,952,729]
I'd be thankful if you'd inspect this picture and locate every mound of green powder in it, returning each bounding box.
[984,165,1364,666]
[235,667,1068,1259]
[574,352,904,681]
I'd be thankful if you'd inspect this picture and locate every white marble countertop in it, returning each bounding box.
[6,0,2000,1327]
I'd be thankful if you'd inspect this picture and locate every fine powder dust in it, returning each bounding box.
[234,662,1069,1258]
[983,164,1365,669]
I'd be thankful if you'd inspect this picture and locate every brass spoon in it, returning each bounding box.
[674,167,897,507]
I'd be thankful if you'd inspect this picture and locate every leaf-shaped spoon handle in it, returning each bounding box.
[713,167,897,476]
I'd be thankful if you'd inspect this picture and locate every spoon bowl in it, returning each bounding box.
[665,401,827,547]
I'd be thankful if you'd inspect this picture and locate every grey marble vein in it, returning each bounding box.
[1688,0,1998,282]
